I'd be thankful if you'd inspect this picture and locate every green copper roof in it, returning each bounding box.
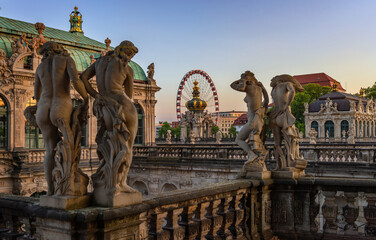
[0,16,105,50]
[129,61,147,81]
[0,16,148,81]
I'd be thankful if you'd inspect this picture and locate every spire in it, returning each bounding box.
[69,6,84,34]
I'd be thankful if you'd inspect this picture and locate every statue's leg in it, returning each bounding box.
[36,102,59,195]
[236,122,256,162]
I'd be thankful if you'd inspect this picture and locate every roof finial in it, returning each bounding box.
[360,88,365,98]
[69,6,83,34]
[332,81,338,92]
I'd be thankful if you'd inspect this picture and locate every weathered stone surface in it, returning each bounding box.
[231,71,269,178]
[39,194,91,210]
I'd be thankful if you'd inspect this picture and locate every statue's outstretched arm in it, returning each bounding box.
[80,63,98,98]
[34,72,42,102]
[124,66,134,99]
[67,57,88,100]
[286,83,295,110]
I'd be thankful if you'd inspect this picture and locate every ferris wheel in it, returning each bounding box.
[176,70,220,124]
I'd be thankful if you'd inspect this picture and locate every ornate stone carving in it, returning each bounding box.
[216,131,222,144]
[354,192,368,235]
[319,97,338,114]
[101,37,111,56]
[9,34,31,66]
[31,22,47,54]
[334,191,348,234]
[314,189,326,233]
[80,40,141,207]
[0,49,11,80]
[309,128,317,144]
[269,75,307,177]
[347,128,355,144]
[230,71,269,177]
[31,41,89,197]
[166,130,172,144]
[147,63,155,80]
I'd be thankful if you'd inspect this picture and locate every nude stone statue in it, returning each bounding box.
[80,40,141,207]
[231,71,269,174]
[33,41,89,195]
[268,74,307,172]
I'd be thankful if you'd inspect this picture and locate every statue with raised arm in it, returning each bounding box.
[80,40,141,207]
[231,71,269,177]
[30,41,89,198]
[268,74,307,177]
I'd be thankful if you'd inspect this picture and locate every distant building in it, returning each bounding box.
[214,111,246,135]
[232,113,247,132]
[171,121,180,129]
[294,73,346,92]
[304,90,376,142]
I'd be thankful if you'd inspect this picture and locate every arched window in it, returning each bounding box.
[132,181,148,196]
[161,183,178,192]
[72,99,87,147]
[25,98,44,149]
[311,121,319,133]
[324,120,334,138]
[0,95,8,149]
[340,120,349,138]
[134,104,144,145]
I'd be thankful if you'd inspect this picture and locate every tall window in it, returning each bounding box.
[324,120,334,138]
[25,98,44,149]
[0,95,8,149]
[340,120,349,138]
[134,104,144,145]
[72,99,87,147]
[311,121,319,133]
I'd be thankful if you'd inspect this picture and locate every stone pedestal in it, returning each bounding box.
[93,191,142,208]
[40,194,91,210]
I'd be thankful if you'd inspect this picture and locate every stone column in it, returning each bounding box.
[319,121,325,139]
[334,119,341,139]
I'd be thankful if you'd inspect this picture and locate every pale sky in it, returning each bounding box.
[1,0,376,122]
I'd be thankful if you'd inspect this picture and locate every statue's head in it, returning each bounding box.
[39,41,69,58]
[114,40,138,63]
[230,71,257,92]
[270,74,304,92]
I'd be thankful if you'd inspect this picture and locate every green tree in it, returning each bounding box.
[211,124,219,137]
[291,83,332,133]
[174,125,181,138]
[364,85,376,99]
[228,126,237,138]
[158,122,171,139]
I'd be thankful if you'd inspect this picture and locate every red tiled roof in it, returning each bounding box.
[233,113,248,126]
[293,73,346,92]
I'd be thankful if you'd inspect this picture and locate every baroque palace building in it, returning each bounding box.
[0,8,160,195]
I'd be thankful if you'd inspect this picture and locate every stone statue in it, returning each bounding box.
[0,49,11,79]
[216,131,222,144]
[166,129,172,144]
[31,22,47,54]
[11,34,30,54]
[80,40,141,207]
[347,128,355,144]
[90,54,96,64]
[268,74,307,176]
[190,130,195,144]
[101,38,111,56]
[31,41,89,196]
[147,63,155,80]
[231,71,269,176]
[180,118,187,143]
[309,128,317,144]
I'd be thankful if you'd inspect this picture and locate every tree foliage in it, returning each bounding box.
[364,84,376,99]
[228,126,237,138]
[211,124,219,136]
[291,83,332,133]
